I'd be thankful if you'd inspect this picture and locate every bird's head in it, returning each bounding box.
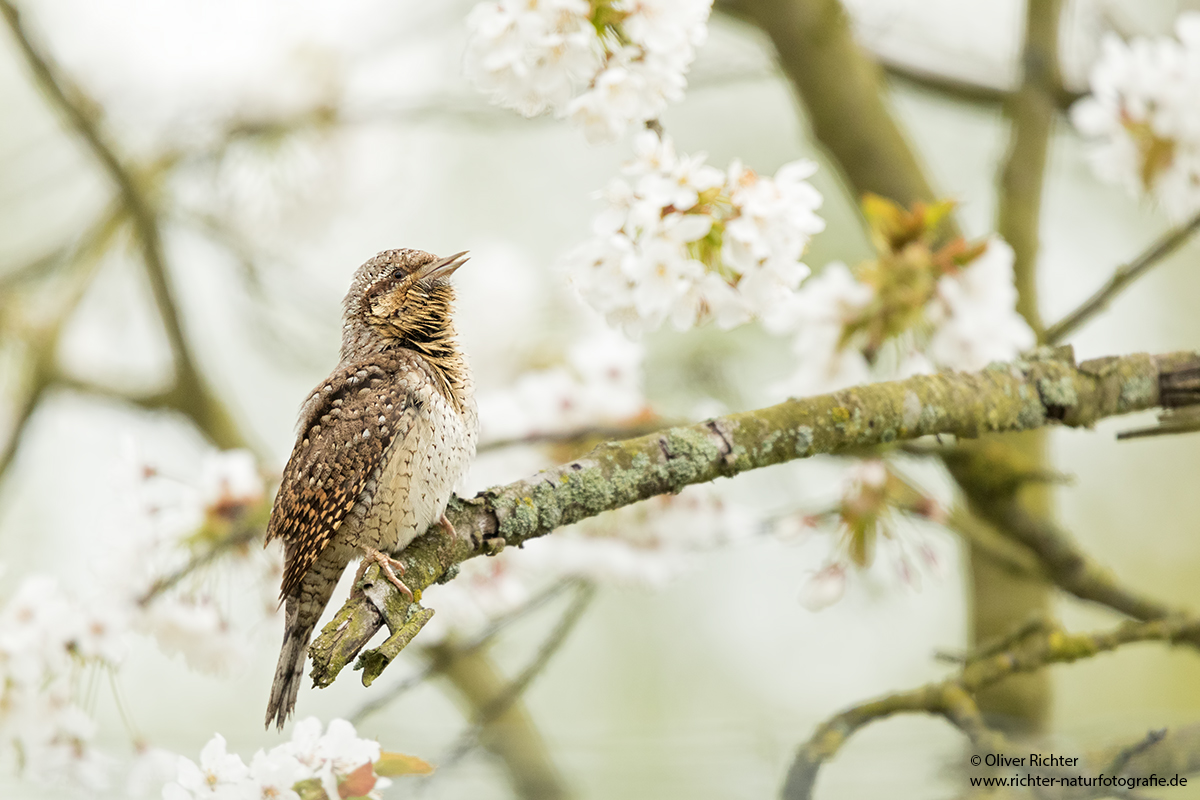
[343,248,468,357]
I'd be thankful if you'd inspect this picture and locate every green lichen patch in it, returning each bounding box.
[794,425,814,455]
[1037,376,1079,410]
[1118,375,1156,412]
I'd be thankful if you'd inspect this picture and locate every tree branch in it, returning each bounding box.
[308,347,1200,686]
[997,0,1063,340]
[722,0,953,232]
[423,644,577,800]
[0,0,246,450]
[0,203,125,481]
[781,614,1200,799]
[433,582,595,775]
[876,54,1084,112]
[1045,211,1200,344]
[955,483,1180,625]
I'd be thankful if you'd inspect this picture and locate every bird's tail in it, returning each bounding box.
[265,595,317,730]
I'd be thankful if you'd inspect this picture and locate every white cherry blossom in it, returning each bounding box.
[1072,12,1200,219]
[163,719,392,800]
[566,131,824,335]
[465,0,713,142]
[927,237,1036,371]
[477,327,648,443]
[775,238,1031,398]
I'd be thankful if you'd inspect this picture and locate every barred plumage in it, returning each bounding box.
[264,249,477,730]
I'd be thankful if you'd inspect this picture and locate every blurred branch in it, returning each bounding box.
[997,0,1064,340]
[945,506,1046,581]
[477,417,674,454]
[974,0,1064,731]
[309,347,1200,686]
[782,614,1200,799]
[136,508,267,606]
[0,0,246,451]
[1103,727,1168,777]
[719,0,955,234]
[877,54,1084,111]
[433,582,595,779]
[0,202,125,480]
[423,635,585,800]
[1045,211,1200,344]
[1090,722,1200,782]
[952,478,1180,625]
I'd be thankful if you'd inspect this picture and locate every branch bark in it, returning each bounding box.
[308,348,1200,685]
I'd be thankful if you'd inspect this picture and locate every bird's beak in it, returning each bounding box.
[419,250,469,282]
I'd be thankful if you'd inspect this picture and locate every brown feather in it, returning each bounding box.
[267,357,421,599]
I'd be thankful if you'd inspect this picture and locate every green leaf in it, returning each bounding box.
[375,752,435,777]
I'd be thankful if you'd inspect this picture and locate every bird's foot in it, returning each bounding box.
[357,547,413,601]
[437,512,459,539]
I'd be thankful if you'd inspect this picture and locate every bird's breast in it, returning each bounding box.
[357,382,477,555]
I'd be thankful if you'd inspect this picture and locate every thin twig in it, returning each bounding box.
[478,418,670,454]
[0,202,125,481]
[1106,728,1168,776]
[137,517,265,606]
[878,55,1084,111]
[430,582,595,776]
[1045,212,1200,344]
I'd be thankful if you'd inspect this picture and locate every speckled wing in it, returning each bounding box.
[266,359,420,599]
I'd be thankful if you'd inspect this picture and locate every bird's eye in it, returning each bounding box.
[392,268,405,280]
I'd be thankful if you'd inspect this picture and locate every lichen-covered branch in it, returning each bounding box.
[308,347,1200,686]
[781,614,1200,800]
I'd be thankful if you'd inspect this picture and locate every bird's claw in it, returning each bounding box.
[358,547,413,601]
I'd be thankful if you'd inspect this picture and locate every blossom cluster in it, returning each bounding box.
[163,718,408,800]
[773,197,1034,398]
[788,459,946,611]
[477,327,647,443]
[1072,12,1200,220]
[565,131,825,336]
[0,449,271,791]
[463,0,712,143]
